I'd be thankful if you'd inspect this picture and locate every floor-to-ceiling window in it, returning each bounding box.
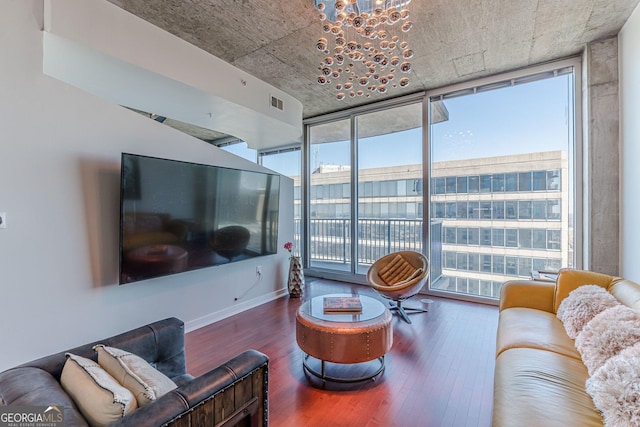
[305,99,424,278]
[260,148,302,257]
[302,58,580,300]
[308,118,352,272]
[428,60,578,299]
[219,141,257,163]
[356,103,423,274]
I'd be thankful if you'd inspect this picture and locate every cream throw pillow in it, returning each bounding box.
[586,342,640,426]
[94,345,177,407]
[61,353,137,427]
[575,305,640,375]
[556,284,619,339]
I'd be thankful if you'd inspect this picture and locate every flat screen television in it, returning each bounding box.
[119,153,280,284]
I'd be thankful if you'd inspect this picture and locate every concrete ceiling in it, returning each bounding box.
[106,0,639,141]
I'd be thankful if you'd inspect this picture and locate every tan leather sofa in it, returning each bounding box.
[493,269,640,427]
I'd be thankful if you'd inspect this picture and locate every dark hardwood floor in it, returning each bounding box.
[185,279,498,427]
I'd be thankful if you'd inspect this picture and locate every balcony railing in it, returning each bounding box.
[294,218,442,280]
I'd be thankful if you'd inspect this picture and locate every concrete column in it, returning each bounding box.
[582,37,620,275]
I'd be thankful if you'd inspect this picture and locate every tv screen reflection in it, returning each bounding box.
[119,153,280,284]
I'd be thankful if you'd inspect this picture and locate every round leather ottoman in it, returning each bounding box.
[296,293,393,383]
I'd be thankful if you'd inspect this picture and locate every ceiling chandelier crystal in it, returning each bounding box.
[314,0,413,100]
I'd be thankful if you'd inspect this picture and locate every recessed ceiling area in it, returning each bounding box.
[127,108,233,145]
[106,0,639,143]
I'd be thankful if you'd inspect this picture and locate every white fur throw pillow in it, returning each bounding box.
[586,342,640,426]
[576,305,640,375]
[556,284,619,339]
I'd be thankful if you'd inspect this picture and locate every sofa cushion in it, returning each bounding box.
[575,305,640,375]
[0,367,88,427]
[61,353,137,427]
[496,308,581,359]
[493,347,602,427]
[556,284,619,339]
[586,342,640,426]
[94,345,177,407]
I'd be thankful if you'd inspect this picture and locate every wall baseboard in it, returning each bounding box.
[184,288,289,333]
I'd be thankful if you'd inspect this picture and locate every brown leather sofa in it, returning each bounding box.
[493,269,640,427]
[0,318,268,426]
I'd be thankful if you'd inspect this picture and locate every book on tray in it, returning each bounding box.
[323,296,363,313]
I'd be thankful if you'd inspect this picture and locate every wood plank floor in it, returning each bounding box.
[185,279,499,427]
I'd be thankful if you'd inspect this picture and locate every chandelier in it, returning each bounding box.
[314,0,414,100]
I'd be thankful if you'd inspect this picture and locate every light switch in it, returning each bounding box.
[0,212,6,229]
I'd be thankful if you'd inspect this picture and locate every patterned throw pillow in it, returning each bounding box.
[378,254,420,285]
[556,284,619,339]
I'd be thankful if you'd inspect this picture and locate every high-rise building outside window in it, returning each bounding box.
[428,64,576,299]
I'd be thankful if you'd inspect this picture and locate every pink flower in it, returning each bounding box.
[284,242,293,253]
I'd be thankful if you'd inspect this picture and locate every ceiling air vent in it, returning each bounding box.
[270,95,284,111]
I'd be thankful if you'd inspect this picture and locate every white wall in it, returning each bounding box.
[0,1,293,371]
[42,0,303,151]
[619,3,640,281]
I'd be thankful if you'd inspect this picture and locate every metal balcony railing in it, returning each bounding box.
[293,218,443,280]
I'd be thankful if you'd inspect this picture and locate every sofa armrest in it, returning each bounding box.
[167,349,269,427]
[108,350,269,427]
[499,280,556,313]
[107,391,189,427]
[176,349,268,407]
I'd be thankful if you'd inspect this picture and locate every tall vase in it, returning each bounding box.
[288,256,305,298]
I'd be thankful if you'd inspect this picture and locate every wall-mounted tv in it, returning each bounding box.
[119,153,280,284]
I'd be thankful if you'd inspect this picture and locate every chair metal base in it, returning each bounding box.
[388,300,428,324]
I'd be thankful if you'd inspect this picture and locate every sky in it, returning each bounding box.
[230,74,573,177]
[431,75,572,163]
